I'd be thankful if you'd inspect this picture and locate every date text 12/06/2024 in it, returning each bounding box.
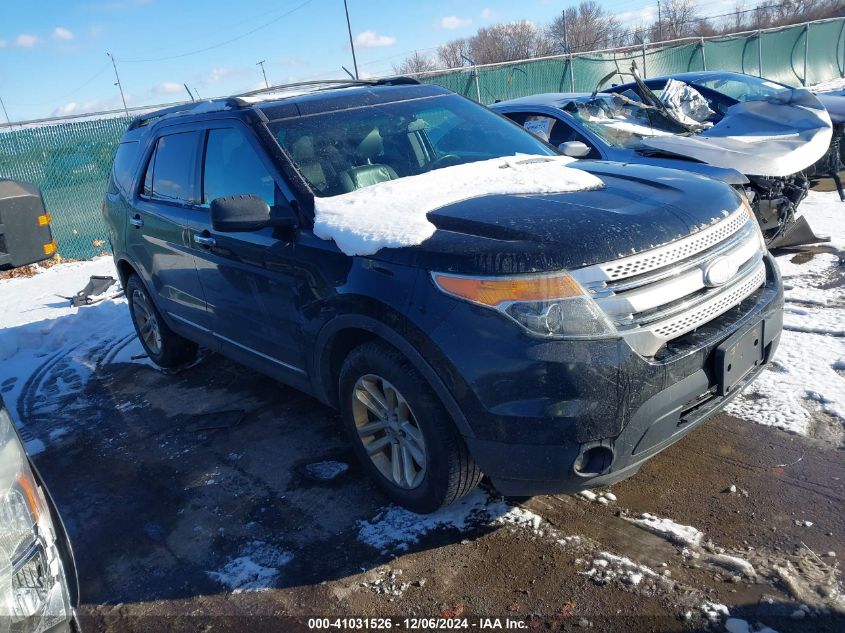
[307,617,528,630]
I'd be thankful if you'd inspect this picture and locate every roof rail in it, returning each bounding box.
[126,76,422,129]
[127,98,238,130]
[234,75,420,99]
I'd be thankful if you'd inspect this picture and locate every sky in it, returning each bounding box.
[0,0,731,122]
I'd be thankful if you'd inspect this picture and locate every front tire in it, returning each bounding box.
[339,341,482,513]
[125,274,198,368]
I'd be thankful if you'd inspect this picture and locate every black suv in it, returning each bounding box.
[104,79,783,512]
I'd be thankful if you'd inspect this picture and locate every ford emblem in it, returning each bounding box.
[702,256,738,287]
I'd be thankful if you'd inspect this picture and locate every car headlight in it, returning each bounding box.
[431,270,618,339]
[0,406,71,633]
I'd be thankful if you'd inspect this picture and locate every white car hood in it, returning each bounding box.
[642,88,832,177]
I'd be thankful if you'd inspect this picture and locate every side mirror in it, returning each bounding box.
[210,195,297,233]
[558,141,591,158]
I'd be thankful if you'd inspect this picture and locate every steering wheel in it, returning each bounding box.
[429,154,462,169]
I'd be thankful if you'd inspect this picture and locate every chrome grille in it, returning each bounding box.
[572,204,767,357]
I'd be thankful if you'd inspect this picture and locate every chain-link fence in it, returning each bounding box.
[0,115,132,260]
[415,18,845,103]
[1,17,843,261]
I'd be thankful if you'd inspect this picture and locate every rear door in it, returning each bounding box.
[126,129,211,333]
[186,122,307,380]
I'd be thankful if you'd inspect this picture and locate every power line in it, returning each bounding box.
[4,62,111,107]
[119,0,316,63]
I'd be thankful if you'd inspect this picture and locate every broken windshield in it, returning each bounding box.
[562,95,690,149]
[692,74,789,102]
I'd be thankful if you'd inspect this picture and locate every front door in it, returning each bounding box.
[186,124,306,379]
[127,130,210,333]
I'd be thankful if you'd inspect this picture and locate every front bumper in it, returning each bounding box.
[428,255,783,496]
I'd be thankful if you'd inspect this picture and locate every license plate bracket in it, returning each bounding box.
[715,321,765,396]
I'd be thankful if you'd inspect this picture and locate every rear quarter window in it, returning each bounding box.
[109,141,139,196]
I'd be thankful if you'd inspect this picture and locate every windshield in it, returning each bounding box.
[268,94,555,197]
[692,74,790,102]
[562,95,688,149]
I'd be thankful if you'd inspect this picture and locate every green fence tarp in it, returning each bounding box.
[1,18,843,261]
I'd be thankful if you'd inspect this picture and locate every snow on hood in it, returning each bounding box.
[313,155,604,256]
[659,79,715,127]
[642,88,832,177]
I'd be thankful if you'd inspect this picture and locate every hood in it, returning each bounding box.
[627,150,749,185]
[817,93,845,124]
[372,161,745,275]
[641,88,832,177]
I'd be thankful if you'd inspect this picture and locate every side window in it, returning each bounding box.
[203,128,275,206]
[109,141,139,196]
[141,132,199,204]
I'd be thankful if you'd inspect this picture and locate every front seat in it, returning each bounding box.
[289,135,329,193]
[339,129,398,193]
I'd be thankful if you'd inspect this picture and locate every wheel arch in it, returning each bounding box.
[114,256,137,288]
[313,314,475,439]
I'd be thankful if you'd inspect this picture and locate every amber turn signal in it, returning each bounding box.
[432,272,582,307]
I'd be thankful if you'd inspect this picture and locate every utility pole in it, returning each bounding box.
[343,0,359,79]
[561,9,569,53]
[106,52,129,117]
[257,60,269,88]
[0,96,11,127]
[460,53,481,103]
[657,0,663,42]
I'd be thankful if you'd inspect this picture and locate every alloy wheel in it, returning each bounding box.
[131,288,162,356]
[352,374,427,489]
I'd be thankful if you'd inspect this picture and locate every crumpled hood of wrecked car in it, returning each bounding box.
[641,88,832,177]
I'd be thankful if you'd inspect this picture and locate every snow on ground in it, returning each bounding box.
[622,512,704,548]
[303,460,349,481]
[579,551,662,587]
[357,489,543,554]
[0,257,144,453]
[313,155,603,256]
[726,190,845,438]
[206,540,293,593]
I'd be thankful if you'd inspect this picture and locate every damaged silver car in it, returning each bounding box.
[493,66,833,248]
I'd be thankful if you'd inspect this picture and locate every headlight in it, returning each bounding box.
[0,406,71,633]
[431,270,618,339]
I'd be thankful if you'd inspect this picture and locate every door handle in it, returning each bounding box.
[193,234,216,247]
[130,214,144,228]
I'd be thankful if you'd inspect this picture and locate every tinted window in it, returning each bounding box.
[142,132,199,203]
[270,94,553,197]
[203,128,275,205]
[110,141,139,195]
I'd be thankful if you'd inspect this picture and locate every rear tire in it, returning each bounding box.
[339,341,482,513]
[125,274,198,368]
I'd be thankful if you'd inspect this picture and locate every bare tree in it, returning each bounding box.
[547,1,625,53]
[656,0,700,40]
[393,51,438,75]
[437,38,471,69]
[468,21,557,64]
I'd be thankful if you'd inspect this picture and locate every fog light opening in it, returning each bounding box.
[573,445,614,477]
